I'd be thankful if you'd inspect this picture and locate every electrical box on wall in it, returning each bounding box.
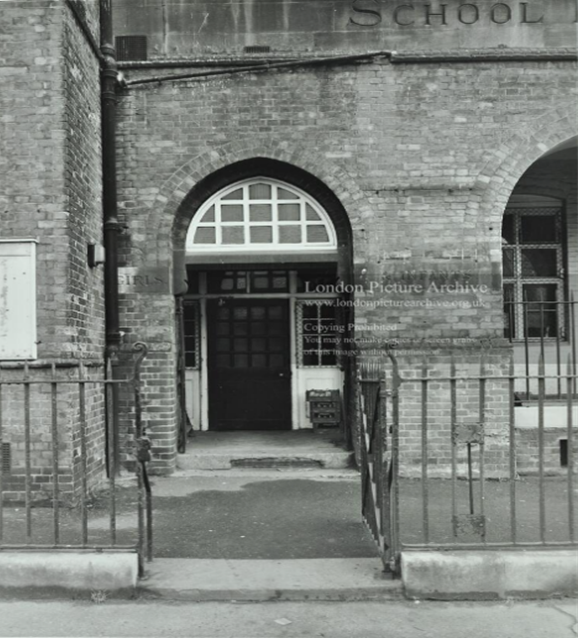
[87,243,105,268]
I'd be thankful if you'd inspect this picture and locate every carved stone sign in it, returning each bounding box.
[113,0,578,57]
[348,1,573,27]
[118,267,170,294]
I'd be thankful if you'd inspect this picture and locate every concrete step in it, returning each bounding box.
[170,468,360,480]
[177,451,353,471]
[138,558,402,602]
[177,431,354,471]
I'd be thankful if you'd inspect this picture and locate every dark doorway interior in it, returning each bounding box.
[207,298,292,430]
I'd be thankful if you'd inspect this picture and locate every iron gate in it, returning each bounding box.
[357,347,577,572]
[357,353,401,573]
[0,342,153,575]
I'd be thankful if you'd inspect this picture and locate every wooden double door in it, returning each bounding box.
[206,298,292,431]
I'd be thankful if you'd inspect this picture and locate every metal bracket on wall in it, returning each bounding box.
[453,421,484,445]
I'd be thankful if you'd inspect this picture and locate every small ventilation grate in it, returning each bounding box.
[115,35,148,62]
[243,45,271,54]
[1,442,11,475]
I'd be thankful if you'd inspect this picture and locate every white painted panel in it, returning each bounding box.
[514,363,573,397]
[294,367,343,429]
[185,369,202,430]
[515,405,578,429]
[0,241,37,360]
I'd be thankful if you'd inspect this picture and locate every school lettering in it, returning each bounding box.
[349,2,554,27]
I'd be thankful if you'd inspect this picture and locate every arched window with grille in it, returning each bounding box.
[186,178,338,254]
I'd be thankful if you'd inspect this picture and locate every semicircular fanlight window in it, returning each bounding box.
[186,179,338,253]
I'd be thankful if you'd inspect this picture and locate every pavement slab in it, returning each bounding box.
[0,599,577,638]
[139,557,398,601]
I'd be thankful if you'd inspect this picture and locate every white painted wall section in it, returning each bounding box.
[0,240,37,360]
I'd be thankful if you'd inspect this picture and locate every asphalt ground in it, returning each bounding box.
[146,474,377,559]
[0,471,377,559]
[0,472,576,556]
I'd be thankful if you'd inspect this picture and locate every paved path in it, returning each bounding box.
[140,557,398,601]
[145,470,376,559]
[0,599,576,637]
[2,468,576,555]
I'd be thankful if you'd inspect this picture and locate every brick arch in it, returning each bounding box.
[475,103,578,236]
[171,158,358,294]
[145,143,371,275]
[509,182,573,203]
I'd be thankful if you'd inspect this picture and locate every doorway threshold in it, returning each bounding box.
[177,430,353,471]
[139,558,399,602]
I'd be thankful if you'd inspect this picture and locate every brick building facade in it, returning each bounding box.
[1,1,577,492]
[1,1,105,500]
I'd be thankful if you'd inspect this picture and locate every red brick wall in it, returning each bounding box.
[62,2,105,359]
[0,2,68,358]
[61,1,106,494]
[0,1,104,359]
[0,364,105,504]
[1,2,106,498]
[516,427,578,476]
[384,348,511,478]
[114,56,577,472]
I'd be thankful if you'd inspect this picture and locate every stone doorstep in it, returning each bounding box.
[177,452,354,471]
[138,558,402,602]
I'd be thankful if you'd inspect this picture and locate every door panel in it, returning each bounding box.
[207,299,292,430]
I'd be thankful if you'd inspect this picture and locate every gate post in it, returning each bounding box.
[386,350,402,574]
[358,355,400,573]
[132,342,152,574]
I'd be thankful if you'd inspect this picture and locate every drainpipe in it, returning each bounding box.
[100,0,122,473]
[100,0,121,351]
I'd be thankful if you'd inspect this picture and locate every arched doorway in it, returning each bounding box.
[501,137,577,448]
[501,137,577,368]
[176,162,354,435]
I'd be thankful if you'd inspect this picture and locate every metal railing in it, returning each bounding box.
[358,350,577,572]
[0,343,152,574]
[504,295,577,400]
[358,360,390,570]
